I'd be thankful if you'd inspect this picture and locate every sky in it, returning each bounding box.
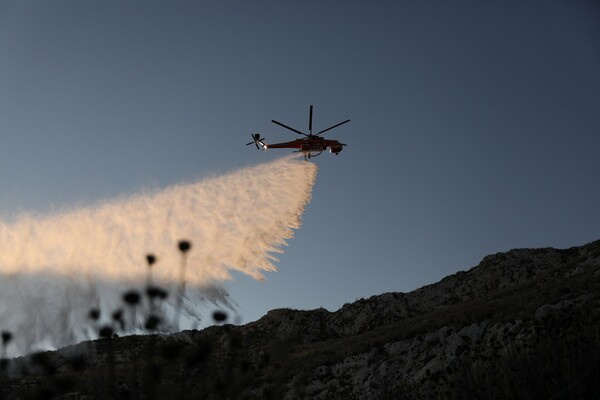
[0,0,599,327]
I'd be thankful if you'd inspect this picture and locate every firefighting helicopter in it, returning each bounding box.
[246,105,349,160]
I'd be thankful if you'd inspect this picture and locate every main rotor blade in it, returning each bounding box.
[272,120,308,136]
[309,105,313,135]
[317,119,351,135]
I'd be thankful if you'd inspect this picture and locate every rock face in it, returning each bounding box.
[1,240,599,399]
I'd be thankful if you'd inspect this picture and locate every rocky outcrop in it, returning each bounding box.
[1,240,599,399]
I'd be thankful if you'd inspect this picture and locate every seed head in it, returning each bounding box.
[99,325,114,339]
[178,240,192,254]
[146,254,157,266]
[112,309,123,322]
[157,288,169,300]
[88,308,100,321]
[112,309,125,331]
[1,331,12,346]
[146,285,168,300]
[212,310,228,323]
[123,290,141,306]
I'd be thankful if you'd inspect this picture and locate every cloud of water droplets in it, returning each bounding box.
[0,156,317,356]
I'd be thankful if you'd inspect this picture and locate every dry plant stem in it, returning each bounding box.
[174,253,188,330]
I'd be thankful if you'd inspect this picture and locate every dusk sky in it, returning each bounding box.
[1,1,599,327]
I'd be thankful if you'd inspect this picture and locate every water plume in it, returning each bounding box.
[0,156,317,356]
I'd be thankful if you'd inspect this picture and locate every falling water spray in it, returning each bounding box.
[0,156,317,356]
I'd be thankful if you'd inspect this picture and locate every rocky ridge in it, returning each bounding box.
[1,240,599,399]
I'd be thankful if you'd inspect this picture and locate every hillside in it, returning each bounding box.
[1,240,599,399]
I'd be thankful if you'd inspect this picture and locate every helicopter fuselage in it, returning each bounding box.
[264,137,344,157]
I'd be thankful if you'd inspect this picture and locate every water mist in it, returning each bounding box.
[0,156,317,356]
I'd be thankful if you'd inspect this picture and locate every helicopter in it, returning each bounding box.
[247,105,349,160]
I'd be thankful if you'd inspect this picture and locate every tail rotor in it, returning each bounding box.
[246,133,265,150]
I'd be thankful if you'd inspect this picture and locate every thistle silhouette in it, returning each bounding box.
[145,253,159,317]
[1,330,12,361]
[178,240,191,254]
[212,310,228,324]
[112,309,125,332]
[123,290,141,306]
[143,252,171,331]
[146,253,157,287]
[175,239,192,329]
[1,331,12,346]
[146,254,157,266]
[99,325,114,339]
[88,308,100,321]
[123,290,141,331]
[146,286,168,300]
[88,308,101,337]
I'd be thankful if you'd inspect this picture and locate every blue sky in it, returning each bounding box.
[1,1,599,325]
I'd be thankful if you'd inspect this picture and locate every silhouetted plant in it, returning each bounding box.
[123,290,141,331]
[175,239,192,329]
[88,308,101,337]
[123,290,141,306]
[1,330,12,369]
[146,254,157,266]
[146,285,168,300]
[178,240,191,254]
[112,308,125,332]
[98,324,118,400]
[2,331,12,347]
[99,325,114,339]
[212,310,228,324]
[146,253,157,287]
[88,308,100,321]
[145,315,161,331]
[145,283,169,336]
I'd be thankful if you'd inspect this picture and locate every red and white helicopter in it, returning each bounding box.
[247,105,349,160]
